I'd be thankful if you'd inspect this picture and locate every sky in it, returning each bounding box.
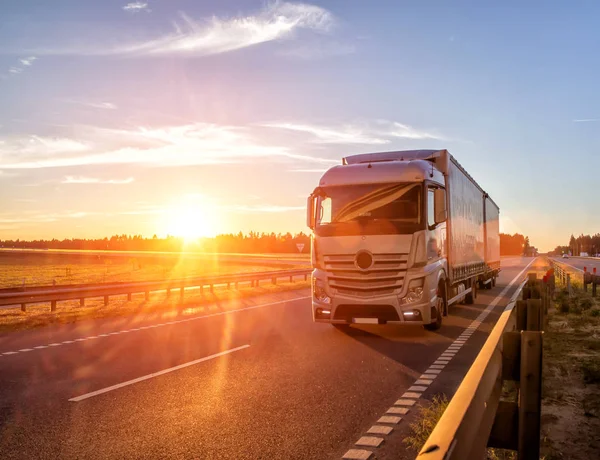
[0,0,599,251]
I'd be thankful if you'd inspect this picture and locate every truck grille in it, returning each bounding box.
[324,253,408,297]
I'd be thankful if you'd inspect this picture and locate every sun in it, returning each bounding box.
[164,202,217,241]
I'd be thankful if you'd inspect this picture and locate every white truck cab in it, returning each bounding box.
[306,149,500,331]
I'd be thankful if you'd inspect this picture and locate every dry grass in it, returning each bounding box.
[0,280,310,334]
[403,394,450,452]
[0,253,305,289]
[540,257,600,460]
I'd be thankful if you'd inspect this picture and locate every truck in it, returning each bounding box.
[306,149,500,331]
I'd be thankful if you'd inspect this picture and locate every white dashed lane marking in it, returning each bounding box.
[341,259,536,459]
[0,296,310,358]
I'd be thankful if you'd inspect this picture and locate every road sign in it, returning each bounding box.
[296,243,305,253]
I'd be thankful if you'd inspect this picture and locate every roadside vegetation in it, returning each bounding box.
[0,279,310,334]
[402,258,600,460]
[540,258,600,460]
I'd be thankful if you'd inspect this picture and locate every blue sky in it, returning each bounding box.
[1,0,599,251]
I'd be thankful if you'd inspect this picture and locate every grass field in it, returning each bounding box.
[0,254,303,289]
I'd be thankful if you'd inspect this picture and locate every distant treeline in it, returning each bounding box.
[3,231,532,256]
[500,233,534,256]
[0,232,312,254]
[552,233,600,256]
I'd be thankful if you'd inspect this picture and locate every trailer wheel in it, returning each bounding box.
[424,283,446,331]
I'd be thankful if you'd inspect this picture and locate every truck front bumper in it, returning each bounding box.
[312,295,434,326]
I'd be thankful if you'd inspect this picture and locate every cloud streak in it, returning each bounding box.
[4,56,37,77]
[262,119,446,144]
[573,118,600,123]
[0,123,336,169]
[123,2,150,13]
[33,2,333,57]
[262,122,389,145]
[62,176,134,184]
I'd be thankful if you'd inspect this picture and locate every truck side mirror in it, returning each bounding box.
[434,189,447,224]
[307,195,316,230]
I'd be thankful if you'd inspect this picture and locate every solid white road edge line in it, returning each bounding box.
[342,257,538,459]
[68,344,250,402]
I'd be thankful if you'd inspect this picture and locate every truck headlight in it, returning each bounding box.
[401,278,425,305]
[313,279,331,304]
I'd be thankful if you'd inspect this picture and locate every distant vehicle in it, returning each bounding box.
[580,252,589,257]
[562,254,569,259]
[306,149,500,331]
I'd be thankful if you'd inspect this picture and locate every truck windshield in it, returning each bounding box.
[315,183,423,236]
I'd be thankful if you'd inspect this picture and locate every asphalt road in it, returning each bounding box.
[0,257,535,460]
[552,256,600,273]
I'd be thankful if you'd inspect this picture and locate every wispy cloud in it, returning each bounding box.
[63,99,118,110]
[573,118,600,123]
[377,120,445,140]
[227,205,305,213]
[123,2,150,13]
[0,210,93,224]
[32,2,333,57]
[4,56,37,77]
[261,122,389,145]
[19,56,37,66]
[62,176,134,184]
[262,119,446,144]
[0,123,336,169]
[278,41,355,59]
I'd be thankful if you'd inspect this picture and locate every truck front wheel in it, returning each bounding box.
[424,283,446,331]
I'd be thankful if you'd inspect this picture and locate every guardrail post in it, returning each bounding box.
[289,275,293,283]
[210,284,214,293]
[127,293,132,301]
[21,303,26,312]
[526,299,542,332]
[255,279,259,287]
[272,277,277,285]
[144,291,149,301]
[516,300,527,331]
[80,298,85,307]
[200,285,203,294]
[166,288,171,297]
[567,273,571,296]
[104,295,109,306]
[180,283,185,302]
[518,331,543,460]
[304,273,308,281]
[593,274,597,297]
[583,269,588,292]
[51,300,56,312]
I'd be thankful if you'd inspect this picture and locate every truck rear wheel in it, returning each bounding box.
[424,283,446,331]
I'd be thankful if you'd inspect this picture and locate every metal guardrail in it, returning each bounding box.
[549,259,598,297]
[0,269,312,312]
[417,272,551,460]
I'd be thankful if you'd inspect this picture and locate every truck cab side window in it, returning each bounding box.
[427,188,436,229]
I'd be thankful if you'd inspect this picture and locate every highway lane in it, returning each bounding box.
[0,257,535,460]
[552,256,600,273]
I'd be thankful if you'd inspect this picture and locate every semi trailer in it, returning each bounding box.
[306,149,500,330]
